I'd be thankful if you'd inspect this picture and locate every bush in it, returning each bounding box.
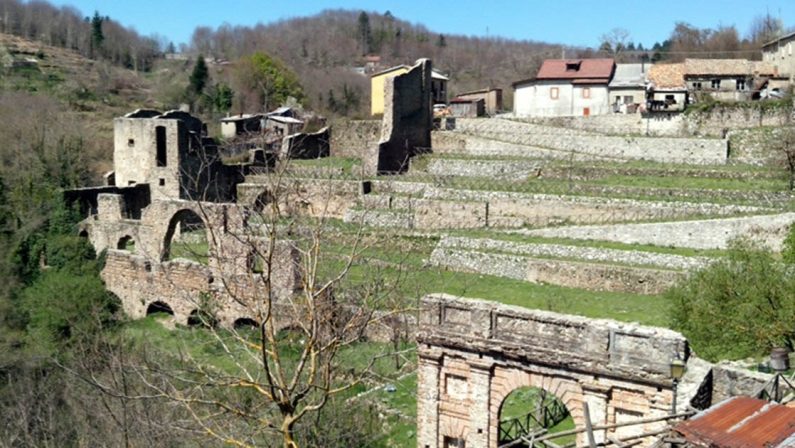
[668,239,795,361]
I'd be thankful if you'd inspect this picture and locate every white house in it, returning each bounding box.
[513,58,615,117]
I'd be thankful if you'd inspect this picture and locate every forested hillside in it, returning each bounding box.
[190,9,568,115]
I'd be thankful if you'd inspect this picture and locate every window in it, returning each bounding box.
[565,62,581,72]
[737,78,746,90]
[615,95,621,103]
[711,79,721,90]
[581,87,591,99]
[624,95,634,104]
[155,125,167,167]
[443,437,465,448]
[127,138,135,147]
[159,178,165,186]
[693,82,702,90]
[550,87,559,100]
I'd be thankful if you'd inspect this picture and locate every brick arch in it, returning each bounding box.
[489,367,584,446]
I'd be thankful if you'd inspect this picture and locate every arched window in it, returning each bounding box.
[233,317,259,329]
[117,235,135,252]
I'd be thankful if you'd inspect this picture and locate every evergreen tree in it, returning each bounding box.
[436,34,447,48]
[189,55,209,95]
[357,11,372,55]
[89,11,104,58]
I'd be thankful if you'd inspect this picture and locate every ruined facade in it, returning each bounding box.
[70,109,300,328]
[417,294,689,448]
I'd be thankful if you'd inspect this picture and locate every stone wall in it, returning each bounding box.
[519,105,793,138]
[453,118,727,165]
[417,294,687,447]
[710,363,772,404]
[329,119,380,160]
[729,125,795,166]
[376,59,432,174]
[525,212,795,251]
[238,177,365,220]
[428,237,692,294]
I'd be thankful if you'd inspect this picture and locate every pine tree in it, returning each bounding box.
[89,11,104,58]
[357,11,372,55]
[189,55,209,95]
[436,34,447,48]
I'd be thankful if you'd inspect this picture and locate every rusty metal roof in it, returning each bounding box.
[674,396,795,448]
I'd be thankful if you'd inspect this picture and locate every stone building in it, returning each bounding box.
[452,88,503,116]
[608,63,649,113]
[371,64,448,115]
[762,31,795,83]
[513,58,615,117]
[683,59,776,102]
[647,63,688,113]
[112,109,242,202]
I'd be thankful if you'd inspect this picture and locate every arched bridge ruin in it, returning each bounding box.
[416,294,689,448]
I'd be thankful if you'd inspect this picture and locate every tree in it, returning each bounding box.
[233,52,305,111]
[599,28,630,60]
[668,239,795,361]
[357,11,372,55]
[90,11,104,58]
[749,13,784,45]
[188,54,209,96]
[436,33,447,48]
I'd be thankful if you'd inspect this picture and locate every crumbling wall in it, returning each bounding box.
[281,126,330,159]
[329,119,380,160]
[375,58,432,174]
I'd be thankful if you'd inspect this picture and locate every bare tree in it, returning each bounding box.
[79,142,415,447]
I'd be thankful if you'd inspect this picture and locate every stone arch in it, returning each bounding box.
[490,368,580,446]
[146,300,174,316]
[117,235,136,251]
[78,229,89,239]
[161,208,209,262]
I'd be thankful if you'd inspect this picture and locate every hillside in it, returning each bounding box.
[191,9,572,115]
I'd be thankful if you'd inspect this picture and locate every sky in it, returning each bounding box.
[47,0,795,49]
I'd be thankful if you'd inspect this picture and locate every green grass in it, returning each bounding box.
[371,374,418,447]
[288,157,363,176]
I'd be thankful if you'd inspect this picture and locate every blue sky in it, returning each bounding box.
[48,0,795,48]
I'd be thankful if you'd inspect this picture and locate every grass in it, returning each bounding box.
[288,157,363,176]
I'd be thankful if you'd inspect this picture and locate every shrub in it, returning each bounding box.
[668,239,795,361]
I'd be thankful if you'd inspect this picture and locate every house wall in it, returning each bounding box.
[687,77,753,102]
[456,90,503,115]
[763,37,795,80]
[514,81,610,117]
[649,91,687,112]
[370,67,409,116]
[608,87,645,110]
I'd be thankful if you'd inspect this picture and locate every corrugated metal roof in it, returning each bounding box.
[536,58,615,81]
[674,396,795,448]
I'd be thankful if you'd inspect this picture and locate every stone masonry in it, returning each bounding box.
[417,294,689,448]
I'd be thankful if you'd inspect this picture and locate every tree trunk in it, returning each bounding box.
[281,416,298,448]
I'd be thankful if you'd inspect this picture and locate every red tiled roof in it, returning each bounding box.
[674,396,795,448]
[536,59,615,81]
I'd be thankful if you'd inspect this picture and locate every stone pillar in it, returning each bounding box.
[467,360,492,448]
[417,349,443,448]
[582,383,612,445]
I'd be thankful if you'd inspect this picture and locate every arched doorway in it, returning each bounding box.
[117,235,135,252]
[497,386,573,446]
[146,301,174,317]
[162,209,208,263]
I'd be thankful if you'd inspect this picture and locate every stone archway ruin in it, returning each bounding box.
[161,208,209,262]
[417,294,688,448]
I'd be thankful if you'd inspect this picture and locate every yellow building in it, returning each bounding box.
[370,65,410,116]
[370,64,448,116]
